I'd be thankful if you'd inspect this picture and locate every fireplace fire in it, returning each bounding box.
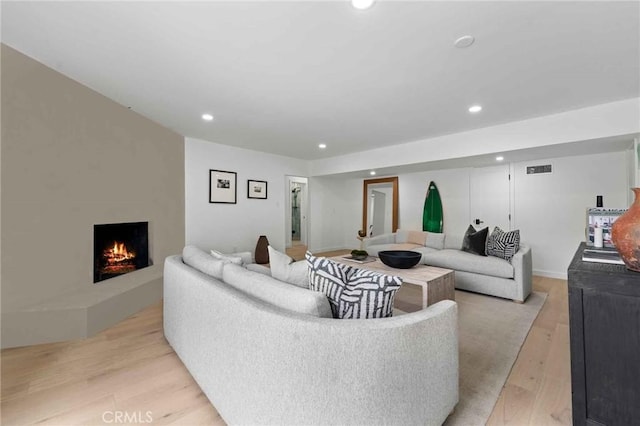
[102,241,137,274]
[94,222,149,283]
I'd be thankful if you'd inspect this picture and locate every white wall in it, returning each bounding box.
[318,151,628,279]
[627,145,636,204]
[513,151,628,278]
[398,169,472,235]
[636,138,640,188]
[184,138,629,278]
[184,108,632,278]
[309,175,462,253]
[310,98,640,176]
[630,138,640,196]
[307,176,357,252]
[185,138,307,254]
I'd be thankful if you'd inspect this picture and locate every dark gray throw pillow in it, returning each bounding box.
[461,225,489,256]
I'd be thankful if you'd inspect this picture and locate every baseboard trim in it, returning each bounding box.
[533,269,567,280]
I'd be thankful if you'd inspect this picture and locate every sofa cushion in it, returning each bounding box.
[363,243,398,257]
[267,246,309,288]
[423,249,514,279]
[306,252,402,319]
[245,263,271,276]
[183,245,225,280]
[210,250,253,265]
[396,229,428,245]
[391,243,423,251]
[222,263,332,318]
[425,232,445,250]
[410,246,441,262]
[461,225,489,256]
[444,234,463,250]
[487,227,521,262]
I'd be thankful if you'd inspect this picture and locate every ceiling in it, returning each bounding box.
[2,1,639,160]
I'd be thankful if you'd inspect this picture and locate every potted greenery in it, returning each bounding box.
[350,249,369,261]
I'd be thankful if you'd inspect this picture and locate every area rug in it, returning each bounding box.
[443,290,547,426]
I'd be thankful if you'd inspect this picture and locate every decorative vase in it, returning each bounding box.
[612,188,640,272]
[255,235,270,264]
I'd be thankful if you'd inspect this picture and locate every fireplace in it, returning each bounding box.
[94,222,149,283]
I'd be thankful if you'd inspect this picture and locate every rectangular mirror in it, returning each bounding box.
[362,176,398,237]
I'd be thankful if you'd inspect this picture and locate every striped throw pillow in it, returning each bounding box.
[486,227,520,262]
[305,252,402,319]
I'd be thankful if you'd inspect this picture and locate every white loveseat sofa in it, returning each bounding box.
[362,230,532,303]
[163,246,459,426]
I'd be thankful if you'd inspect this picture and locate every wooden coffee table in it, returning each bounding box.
[331,256,455,311]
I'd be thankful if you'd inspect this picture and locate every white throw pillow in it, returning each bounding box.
[395,229,409,243]
[267,246,309,288]
[183,246,225,280]
[425,232,446,250]
[395,229,428,245]
[210,249,252,265]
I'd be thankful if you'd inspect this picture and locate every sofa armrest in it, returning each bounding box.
[362,233,396,249]
[511,245,533,302]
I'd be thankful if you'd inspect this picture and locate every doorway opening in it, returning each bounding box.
[286,176,308,260]
[291,184,303,244]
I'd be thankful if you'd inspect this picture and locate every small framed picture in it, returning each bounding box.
[209,170,237,204]
[247,180,268,199]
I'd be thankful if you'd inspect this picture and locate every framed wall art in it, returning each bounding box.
[247,180,268,199]
[209,169,237,204]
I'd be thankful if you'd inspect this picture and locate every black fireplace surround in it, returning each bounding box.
[94,221,149,283]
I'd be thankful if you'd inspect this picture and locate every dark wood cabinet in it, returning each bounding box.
[567,243,640,426]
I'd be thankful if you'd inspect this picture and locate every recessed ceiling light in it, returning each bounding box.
[318,143,327,149]
[496,156,504,161]
[454,35,475,48]
[352,0,375,10]
[202,113,214,121]
[468,105,482,113]
[370,171,376,176]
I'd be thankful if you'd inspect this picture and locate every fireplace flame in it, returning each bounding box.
[105,241,136,264]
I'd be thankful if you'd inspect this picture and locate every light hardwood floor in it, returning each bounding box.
[487,276,572,425]
[285,243,308,261]
[1,269,571,425]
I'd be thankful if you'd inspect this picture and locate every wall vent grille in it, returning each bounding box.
[526,164,552,175]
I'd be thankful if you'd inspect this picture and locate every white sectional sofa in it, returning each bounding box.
[362,230,532,303]
[163,246,459,426]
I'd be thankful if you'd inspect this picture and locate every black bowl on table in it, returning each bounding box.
[378,250,422,269]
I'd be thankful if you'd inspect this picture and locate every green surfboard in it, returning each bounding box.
[423,181,443,233]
